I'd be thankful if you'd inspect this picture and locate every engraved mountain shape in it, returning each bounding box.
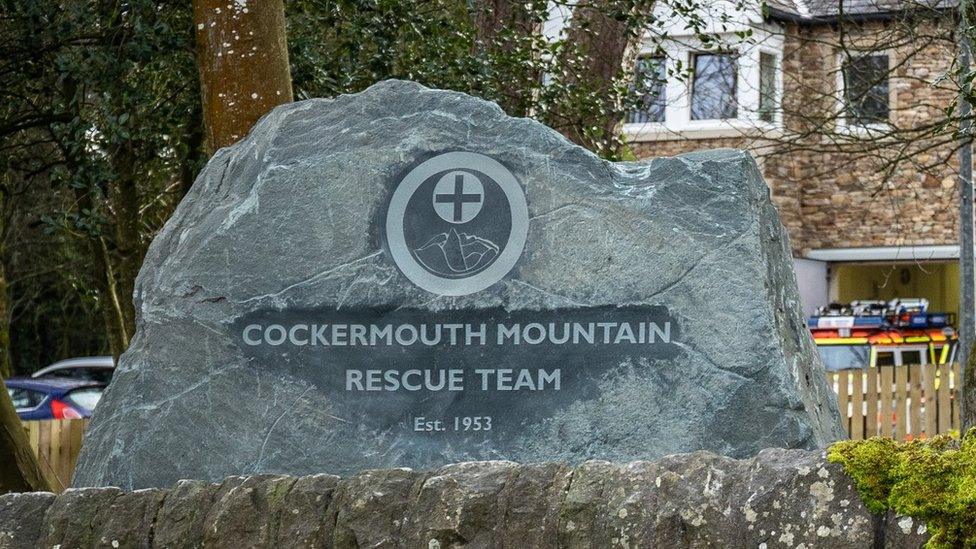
[413,228,500,277]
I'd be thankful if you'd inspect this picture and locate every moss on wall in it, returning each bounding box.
[828,429,976,548]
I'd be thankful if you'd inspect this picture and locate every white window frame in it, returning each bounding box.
[835,50,895,134]
[756,48,782,126]
[622,25,785,142]
[688,50,740,122]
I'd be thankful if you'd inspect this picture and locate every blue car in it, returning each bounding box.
[5,377,106,420]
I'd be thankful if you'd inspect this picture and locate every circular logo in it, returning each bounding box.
[386,152,528,296]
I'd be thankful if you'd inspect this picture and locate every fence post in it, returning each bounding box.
[20,418,89,492]
[924,364,937,437]
[837,370,850,436]
[866,367,879,437]
[851,370,864,440]
[909,364,922,439]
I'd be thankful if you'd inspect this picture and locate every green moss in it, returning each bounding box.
[827,429,976,548]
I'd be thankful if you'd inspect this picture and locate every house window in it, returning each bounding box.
[627,57,666,123]
[759,52,777,122]
[691,53,737,120]
[842,54,889,125]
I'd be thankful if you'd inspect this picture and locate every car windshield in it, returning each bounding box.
[817,345,870,371]
[65,387,103,411]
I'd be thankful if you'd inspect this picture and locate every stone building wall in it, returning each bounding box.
[630,19,960,255]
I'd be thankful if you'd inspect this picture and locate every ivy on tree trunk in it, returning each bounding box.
[470,0,546,118]
[546,0,654,157]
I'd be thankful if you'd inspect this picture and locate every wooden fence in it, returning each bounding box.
[826,363,960,440]
[23,418,89,492]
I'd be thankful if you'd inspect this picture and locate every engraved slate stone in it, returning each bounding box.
[73,79,844,489]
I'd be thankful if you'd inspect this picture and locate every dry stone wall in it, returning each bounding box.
[1,449,927,548]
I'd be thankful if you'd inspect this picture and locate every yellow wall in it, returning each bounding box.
[832,262,960,318]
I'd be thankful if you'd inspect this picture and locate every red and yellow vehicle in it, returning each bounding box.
[808,299,957,371]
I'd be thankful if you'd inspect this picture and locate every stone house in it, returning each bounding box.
[623,0,961,317]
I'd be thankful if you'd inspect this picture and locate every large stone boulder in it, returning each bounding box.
[2,451,926,548]
[73,80,843,489]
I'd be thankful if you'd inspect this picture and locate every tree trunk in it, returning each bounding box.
[110,146,139,343]
[470,0,543,117]
[0,372,50,493]
[0,189,11,379]
[966,341,976,434]
[546,0,652,156]
[0,255,12,379]
[73,187,128,362]
[961,0,976,433]
[93,236,128,362]
[193,0,293,154]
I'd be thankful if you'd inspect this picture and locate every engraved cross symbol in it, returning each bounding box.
[435,174,482,222]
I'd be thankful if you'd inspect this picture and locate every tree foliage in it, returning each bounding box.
[0,0,201,371]
[287,0,678,156]
[1,0,706,375]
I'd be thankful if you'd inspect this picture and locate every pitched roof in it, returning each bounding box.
[765,0,957,22]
